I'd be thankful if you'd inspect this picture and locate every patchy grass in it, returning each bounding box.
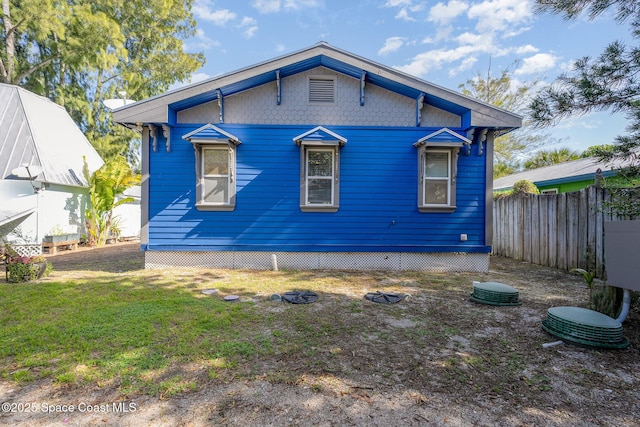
[1,244,639,426]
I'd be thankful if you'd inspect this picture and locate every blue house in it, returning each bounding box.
[112,42,521,271]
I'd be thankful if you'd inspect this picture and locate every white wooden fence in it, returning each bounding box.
[492,187,623,276]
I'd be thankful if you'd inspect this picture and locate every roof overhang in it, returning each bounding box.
[112,42,522,131]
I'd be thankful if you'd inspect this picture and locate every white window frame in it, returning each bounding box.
[305,147,335,206]
[193,141,237,211]
[417,147,458,213]
[541,188,558,195]
[298,142,341,212]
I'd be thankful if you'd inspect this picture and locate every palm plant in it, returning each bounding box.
[83,156,140,247]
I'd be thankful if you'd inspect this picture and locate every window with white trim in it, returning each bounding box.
[300,144,340,212]
[193,142,237,211]
[417,147,459,212]
[306,147,335,205]
[294,126,346,212]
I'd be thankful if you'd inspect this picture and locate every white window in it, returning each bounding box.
[417,148,458,213]
[541,188,558,195]
[293,126,346,212]
[202,146,231,205]
[414,128,468,213]
[305,147,336,206]
[182,124,240,211]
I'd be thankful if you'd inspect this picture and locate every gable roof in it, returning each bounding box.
[0,83,104,187]
[113,42,522,132]
[493,156,634,190]
[182,124,241,144]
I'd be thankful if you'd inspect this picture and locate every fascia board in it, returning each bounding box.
[112,42,522,129]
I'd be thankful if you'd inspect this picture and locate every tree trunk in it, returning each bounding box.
[2,0,15,82]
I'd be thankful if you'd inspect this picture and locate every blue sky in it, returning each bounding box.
[183,0,634,155]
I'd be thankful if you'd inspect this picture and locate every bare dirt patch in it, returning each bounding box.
[1,245,639,426]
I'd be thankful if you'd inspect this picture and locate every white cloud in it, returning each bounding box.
[239,16,258,38]
[252,0,320,13]
[168,72,212,91]
[384,0,413,6]
[515,44,538,54]
[284,0,321,10]
[515,53,558,75]
[379,37,406,56]
[467,0,532,34]
[275,43,287,53]
[428,0,468,25]
[189,28,222,50]
[384,0,425,21]
[193,0,237,26]
[252,0,281,13]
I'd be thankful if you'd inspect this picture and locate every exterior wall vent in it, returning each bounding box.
[309,76,336,103]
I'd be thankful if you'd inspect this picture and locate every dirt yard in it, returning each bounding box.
[1,243,639,426]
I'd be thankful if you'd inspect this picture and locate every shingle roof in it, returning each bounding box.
[0,83,104,187]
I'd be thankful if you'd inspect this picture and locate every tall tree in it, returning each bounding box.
[529,1,640,175]
[459,66,558,178]
[1,0,205,167]
[524,147,582,169]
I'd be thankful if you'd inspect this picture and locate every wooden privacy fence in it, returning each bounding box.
[493,187,621,276]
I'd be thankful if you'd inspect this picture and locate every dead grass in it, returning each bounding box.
[1,243,639,426]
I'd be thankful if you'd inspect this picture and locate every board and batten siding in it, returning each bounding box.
[146,124,488,253]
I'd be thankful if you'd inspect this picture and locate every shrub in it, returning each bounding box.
[512,179,540,195]
[3,249,52,283]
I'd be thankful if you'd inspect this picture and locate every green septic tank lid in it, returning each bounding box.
[470,281,521,306]
[547,306,621,328]
[542,306,629,349]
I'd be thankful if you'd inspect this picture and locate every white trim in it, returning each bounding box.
[182,123,240,144]
[414,127,471,147]
[293,126,347,145]
[422,150,451,207]
[305,147,335,206]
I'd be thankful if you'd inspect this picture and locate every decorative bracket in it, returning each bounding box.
[416,93,425,127]
[162,125,171,152]
[360,71,366,106]
[475,128,488,156]
[149,124,158,152]
[276,70,282,105]
[217,89,224,123]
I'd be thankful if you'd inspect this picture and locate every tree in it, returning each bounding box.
[459,66,558,178]
[530,1,640,179]
[524,147,581,169]
[83,156,140,247]
[1,0,205,167]
[531,0,640,221]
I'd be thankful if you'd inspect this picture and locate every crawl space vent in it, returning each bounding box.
[470,281,521,306]
[542,306,629,349]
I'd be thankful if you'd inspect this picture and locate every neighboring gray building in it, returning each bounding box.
[0,83,104,249]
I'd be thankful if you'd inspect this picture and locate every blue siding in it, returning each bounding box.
[147,124,489,253]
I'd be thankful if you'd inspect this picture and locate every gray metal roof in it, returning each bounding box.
[0,83,104,187]
[0,208,35,237]
[493,156,633,190]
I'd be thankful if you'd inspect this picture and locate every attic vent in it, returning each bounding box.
[309,77,335,103]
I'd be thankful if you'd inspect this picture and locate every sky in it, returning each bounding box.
[179,0,635,156]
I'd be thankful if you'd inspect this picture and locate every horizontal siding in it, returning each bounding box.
[148,124,488,252]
